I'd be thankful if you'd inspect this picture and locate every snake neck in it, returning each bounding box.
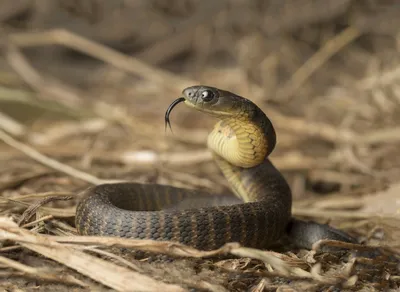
[207,107,275,169]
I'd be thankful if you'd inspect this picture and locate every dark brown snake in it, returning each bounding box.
[75,85,355,250]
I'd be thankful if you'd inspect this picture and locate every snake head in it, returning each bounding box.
[166,85,277,160]
[182,85,250,118]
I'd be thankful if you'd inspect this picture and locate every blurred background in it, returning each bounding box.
[2,0,400,221]
[1,0,400,290]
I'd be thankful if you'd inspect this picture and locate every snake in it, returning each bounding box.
[75,85,355,250]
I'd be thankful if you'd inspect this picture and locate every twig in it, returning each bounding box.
[313,239,357,252]
[267,108,356,144]
[0,245,21,252]
[0,86,85,119]
[5,198,75,218]
[0,191,75,202]
[21,215,53,228]
[4,40,182,129]
[29,118,109,146]
[0,129,103,184]
[46,235,239,258]
[308,169,367,186]
[356,64,400,91]
[5,42,88,109]
[136,0,225,65]
[47,219,78,234]
[82,246,143,272]
[229,247,353,284]
[0,255,86,287]
[124,149,213,166]
[7,29,195,91]
[357,127,400,145]
[0,111,26,136]
[0,170,51,192]
[269,107,400,146]
[276,27,361,101]
[340,146,377,176]
[18,196,72,225]
[0,218,185,292]
[293,207,399,220]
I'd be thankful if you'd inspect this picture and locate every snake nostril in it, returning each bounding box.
[183,87,200,99]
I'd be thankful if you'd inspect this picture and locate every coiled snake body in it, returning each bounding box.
[76,86,355,250]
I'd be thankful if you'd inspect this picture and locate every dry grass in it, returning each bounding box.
[0,0,399,291]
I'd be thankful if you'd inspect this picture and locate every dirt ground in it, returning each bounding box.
[0,0,399,291]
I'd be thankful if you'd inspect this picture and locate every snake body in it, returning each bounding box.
[75,85,354,250]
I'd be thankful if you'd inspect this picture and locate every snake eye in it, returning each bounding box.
[201,90,214,102]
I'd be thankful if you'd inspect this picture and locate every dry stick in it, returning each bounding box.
[292,207,400,220]
[5,42,88,109]
[0,245,21,252]
[0,255,86,287]
[6,198,76,218]
[0,218,364,290]
[136,0,225,65]
[49,235,331,283]
[82,245,227,292]
[82,246,144,272]
[356,65,400,91]
[266,108,356,144]
[6,30,398,147]
[6,38,398,148]
[0,218,186,292]
[0,86,84,121]
[276,27,361,101]
[7,29,195,92]
[49,219,78,234]
[269,108,400,146]
[30,118,109,146]
[229,247,356,285]
[4,37,189,137]
[0,86,35,103]
[21,215,53,228]
[4,146,329,174]
[274,111,400,156]
[357,127,400,145]
[0,129,103,185]
[49,235,239,258]
[0,191,76,202]
[17,196,72,225]
[5,39,179,131]
[0,111,26,136]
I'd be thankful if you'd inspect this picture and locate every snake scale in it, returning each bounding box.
[75,85,355,250]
